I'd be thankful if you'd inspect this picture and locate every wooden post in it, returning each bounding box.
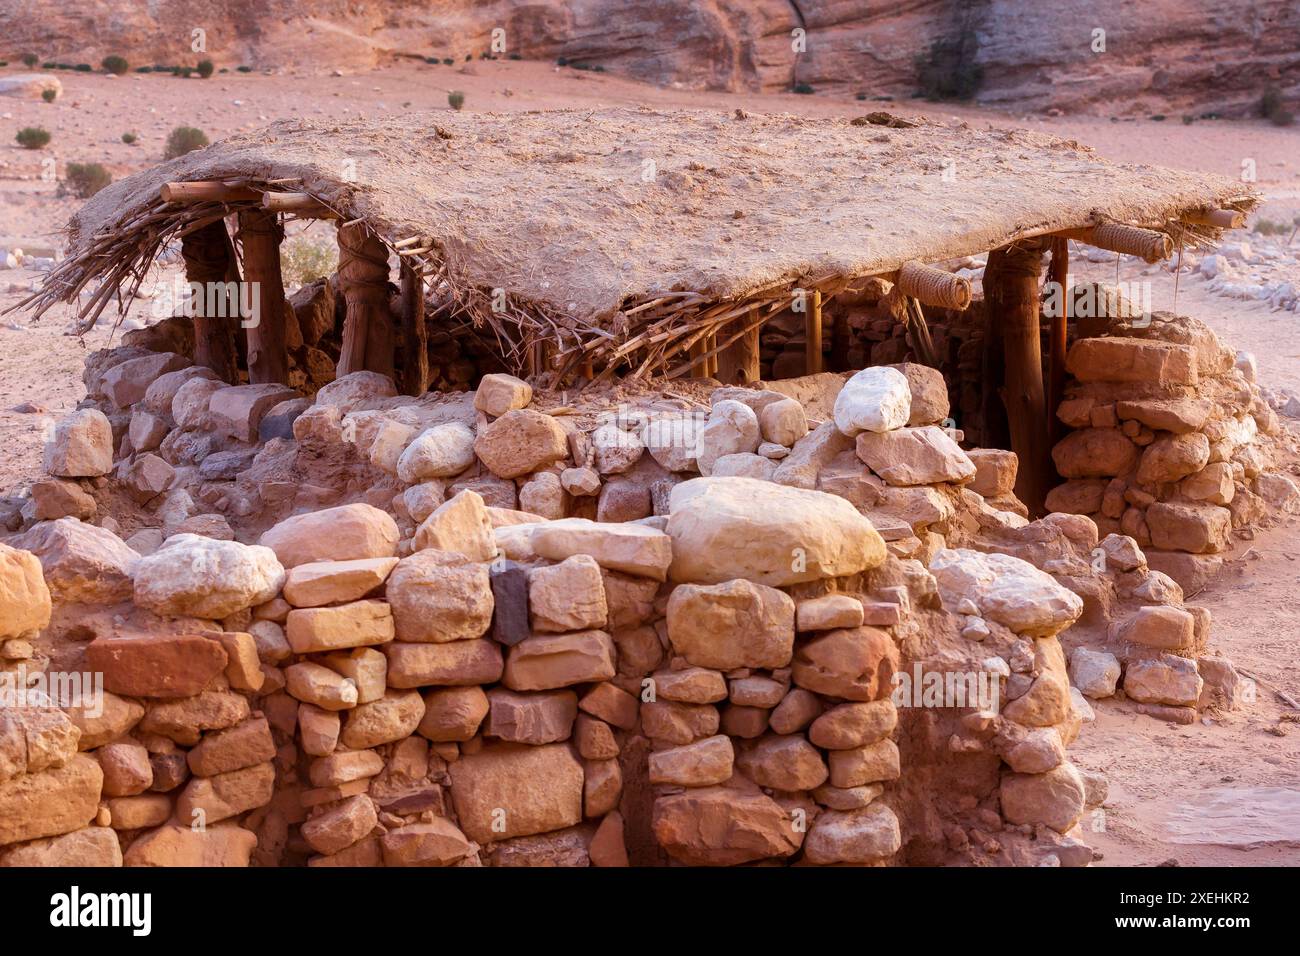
[705,332,718,377]
[1046,237,1070,448]
[236,207,290,386]
[337,221,391,377]
[985,239,1049,517]
[180,218,239,383]
[805,290,823,374]
[716,306,761,385]
[398,261,429,396]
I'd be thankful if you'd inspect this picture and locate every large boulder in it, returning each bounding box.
[666,477,886,586]
[999,762,1087,833]
[1052,429,1139,479]
[930,549,1083,636]
[0,755,103,846]
[832,366,911,436]
[385,549,494,643]
[1066,337,1197,386]
[133,534,284,619]
[397,423,477,483]
[86,632,229,699]
[447,742,583,843]
[652,785,801,865]
[11,519,138,604]
[43,409,113,478]
[413,489,495,561]
[474,409,569,478]
[666,579,795,669]
[259,503,399,568]
[802,804,901,864]
[855,426,976,486]
[530,518,672,580]
[0,543,51,638]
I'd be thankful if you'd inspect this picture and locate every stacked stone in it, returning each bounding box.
[0,530,284,866]
[1046,315,1300,591]
[930,547,1105,862]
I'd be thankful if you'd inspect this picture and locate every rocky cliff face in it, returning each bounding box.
[2,0,1297,116]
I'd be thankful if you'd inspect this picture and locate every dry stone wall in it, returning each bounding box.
[4,310,1289,866]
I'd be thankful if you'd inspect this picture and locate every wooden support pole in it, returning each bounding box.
[398,261,429,396]
[1181,208,1245,230]
[236,207,290,386]
[180,218,239,384]
[986,239,1049,517]
[1046,236,1070,448]
[805,290,823,374]
[337,221,392,377]
[705,332,718,377]
[716,306,761,385]
[162,182,261,204]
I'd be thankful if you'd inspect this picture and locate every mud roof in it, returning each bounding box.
[22,107,1257,379]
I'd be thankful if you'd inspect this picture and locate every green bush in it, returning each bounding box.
[42,62,56,69]
[0,61,8,68]
[196,59,214,78]
[424,56,439,64]
[556,56,568,66]
[448,90,465,110]
[74,63,91,72]
[22,53,38,67]
[121,131,137,144]
[41,88,56,103]
[508,52,522,60]
[280,235,339,290]
[136,66,152,73]
[16,127,51,149]
[915,35,983,101]
[237,65,253,73]
[164,126,209,158]
[64,162,112,198]
[793,82,814,95]
[101,55,129,75]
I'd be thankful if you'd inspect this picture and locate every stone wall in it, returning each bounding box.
[0,346,1134,866]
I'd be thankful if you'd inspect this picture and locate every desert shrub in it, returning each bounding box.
[448,90,465,110]
[22,53,38,67]
[121,131,137,143]
[196,59,214,78]
[915,35,983,101]
[42,62,56,69]
[237,65,253,73]
[556,56,568,66]
[64,162,112,198]
[425,56,439,64]
[102,55,129,75]
[136,66,152,73]
[164,126,209,158]
[508,52,522,60]
[793,82,814,95]
[280,234,339,289]
[0,61,8,67]
[75,63,91,72]
[41,88,56,103]
[1257,87,1294,125]
[1150,114,1166,122]
[16,127,51,149]
[443,57,453,65]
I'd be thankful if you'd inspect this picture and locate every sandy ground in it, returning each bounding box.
[2,60,1298,867]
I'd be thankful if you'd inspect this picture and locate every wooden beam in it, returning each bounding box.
[180,219,240,384]
[398,261,429,396]
[337,221,392,377]
[805,289,823,374]
[1046,236,1070,449]
[986,239,1049,517]
[263,192,339,218]
[236,208,290,386]
[896,260,972,310]
[1060,223,1172,263]
[162,181,261,204]
[715,306,761,385]
[1181,208,1245,230]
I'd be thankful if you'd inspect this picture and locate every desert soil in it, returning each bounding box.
[1,60,1298,866]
